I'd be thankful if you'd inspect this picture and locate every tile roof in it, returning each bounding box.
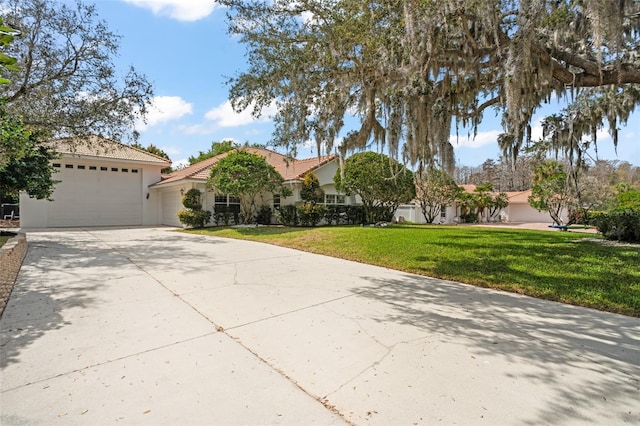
[153,147,337,187]
[50,135,171,165]
[460,184,532,203]
[506,190,532,204]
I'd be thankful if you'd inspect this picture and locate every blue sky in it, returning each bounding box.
[92,0,639,168]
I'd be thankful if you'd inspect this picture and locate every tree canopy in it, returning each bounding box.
[0,105,58,200]
[0,17,20,85]
[220,0,640,169]
[334,151,415,223]
[0,0,153,141]
[528,160,572,225]
[188,140,239,165]
[415,167,461,223]
[208,150,289,223]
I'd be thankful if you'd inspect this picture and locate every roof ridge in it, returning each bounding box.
[51,135,171,164]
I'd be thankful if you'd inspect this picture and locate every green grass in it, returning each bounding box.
[185,224,640,317]
[0,235,9,248]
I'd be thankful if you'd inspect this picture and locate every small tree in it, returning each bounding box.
[208,150,289,224]
[177,188,212,228]
[415,168,460,223]
[455,191,477,223]
[488,192,509,221]
[473,182,495,223]
[528,161,572,225]
[334,152,415,224]
[300,173,324,205]
[297,172,326,226]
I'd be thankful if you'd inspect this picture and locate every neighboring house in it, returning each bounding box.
[20,136,171,228]
[395,185,565,224]
[149,147,353,226]
[502,190,566,223]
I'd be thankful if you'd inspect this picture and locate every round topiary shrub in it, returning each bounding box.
[182,188,203,210]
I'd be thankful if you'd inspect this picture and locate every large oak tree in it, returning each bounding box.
[219,0,640,170]
[0,0,153,141]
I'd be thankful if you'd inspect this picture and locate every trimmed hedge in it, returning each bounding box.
[297,204,327,227]
[177,209,212,228]
[590,210,640,243]
[276,204,368,226]
[255,205,272,225]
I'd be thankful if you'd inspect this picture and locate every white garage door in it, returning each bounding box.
[508,204,551,223]
[161,189,183,226]
[47,165,143,227]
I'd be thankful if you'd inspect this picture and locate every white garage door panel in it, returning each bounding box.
[48,168,143,227]
[508,205,551,223]
[161,190,182,226]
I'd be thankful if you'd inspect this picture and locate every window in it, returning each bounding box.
[111,167,118,172]
[325,194,346,205]
[65,164,74,169]
[214,195,241,207]
[52,163,61,168]
[100,166,108,171]
[131,169,139,173]
[273,194,281,209]
[440,205,447,218]
[77,165,86,170]
[89,166,97,170]
[121,168,128,173]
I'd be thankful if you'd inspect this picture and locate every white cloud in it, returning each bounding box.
[530,118,544,142]
[172,158,190,170]
[450,130,501,149]
[180,123,217,135]
[122,0,217,21]
[204,100,278,128]
[139,96,193,130]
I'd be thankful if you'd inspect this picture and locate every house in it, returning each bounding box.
[150,147,351,226]
[20,137,353,228]
[502,189,567,223]
[394,184,564,224]
[20,136,171,228]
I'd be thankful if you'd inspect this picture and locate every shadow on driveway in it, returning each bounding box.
[352,273,640,425]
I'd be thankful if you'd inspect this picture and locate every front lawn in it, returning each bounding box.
[0,235,9,248]
[186,225,640,317]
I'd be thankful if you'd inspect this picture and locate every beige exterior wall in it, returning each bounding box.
[506,204,560,223]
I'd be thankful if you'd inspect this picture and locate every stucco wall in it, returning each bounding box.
[21,156,165,228]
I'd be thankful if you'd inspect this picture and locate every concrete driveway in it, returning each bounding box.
[1,227,639,425]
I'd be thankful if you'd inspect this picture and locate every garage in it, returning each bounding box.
[507,203,552,223]
[19,136,171,228]
[160,189,183,227]
[46,162,143,227]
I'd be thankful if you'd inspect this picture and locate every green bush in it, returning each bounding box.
[297,204,327,227]
[460,212,478,223]
[177,209,212,228]
[324,205,345,225]
[346,205,366,225]
[182,188,203,210]
[255,205,272,225]
[613,189,640,211]
[276,205,298,226]
[590,210,640,243]
[177,188,212,228]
